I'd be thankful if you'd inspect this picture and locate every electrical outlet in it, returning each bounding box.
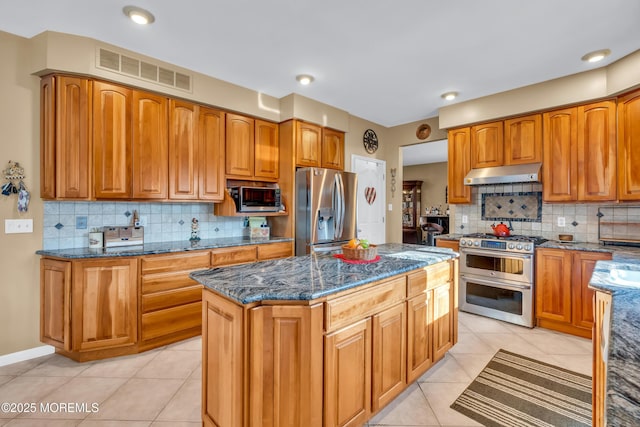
[557,216,566,227]
[5,219,33,234]
[462,215,469,224]
[388,203,393,211]
[139,216,148,226]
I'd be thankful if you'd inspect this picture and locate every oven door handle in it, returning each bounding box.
[461,274,531,290]
[460,248,532,260]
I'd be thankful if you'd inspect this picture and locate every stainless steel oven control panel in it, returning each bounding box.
[459,237,536,253]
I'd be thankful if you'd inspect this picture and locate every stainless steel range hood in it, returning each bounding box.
[464,163,542,186]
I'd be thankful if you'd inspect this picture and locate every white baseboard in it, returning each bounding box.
[0,345,55,367]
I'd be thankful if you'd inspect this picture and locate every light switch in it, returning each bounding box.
[388,204,393,211]
[557,217,566,227]
[462,215,469,224]
[5,219,33,234]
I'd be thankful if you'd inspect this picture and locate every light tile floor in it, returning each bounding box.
[0,312,593,426]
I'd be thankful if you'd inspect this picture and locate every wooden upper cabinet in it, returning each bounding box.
[40,75,92,199]
[470,121,504,168]
[617,89,640,201]
[169,100,198,199]
[132,91,168,199]
[254,119,279,180]
[542,107,577,202]
[93,81,132,199]
[321,128,345,170]
[447,127,471,204]
[225,113,255,178]
[504,114,542,165]
[199,107,225,200]
[577,101,616,201]
[296,121,322,167]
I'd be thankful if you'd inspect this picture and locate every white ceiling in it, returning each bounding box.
[1,1,639,127]
[403,140,448,166]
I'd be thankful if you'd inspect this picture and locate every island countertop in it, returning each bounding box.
[191,243,457,304]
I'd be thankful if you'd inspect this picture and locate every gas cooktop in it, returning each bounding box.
[460,234,548,253]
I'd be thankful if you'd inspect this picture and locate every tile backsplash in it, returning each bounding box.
[451,183,640,243]
[43,201,246,250]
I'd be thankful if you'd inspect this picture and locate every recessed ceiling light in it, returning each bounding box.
[123,6,155,25]
[581,49,611,63]
[296,74,314,85]
[441,91,458,101]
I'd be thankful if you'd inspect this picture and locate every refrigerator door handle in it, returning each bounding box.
[335,173,345,239]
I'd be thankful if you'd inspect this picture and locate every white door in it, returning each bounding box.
[352,155,386,244]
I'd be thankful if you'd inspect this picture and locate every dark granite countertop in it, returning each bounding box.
[589,258,640,425]
[35,236,293,259]
[191,243,457,304]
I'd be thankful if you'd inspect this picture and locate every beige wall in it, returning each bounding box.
[0,32,44,355]
[403,162,448,214]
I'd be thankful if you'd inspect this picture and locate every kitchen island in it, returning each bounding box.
[191,244,458,427]
[589,258,640,427]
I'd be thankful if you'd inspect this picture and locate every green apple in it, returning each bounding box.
[359,239,370,249]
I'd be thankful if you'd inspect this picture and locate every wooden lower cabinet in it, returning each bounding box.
[372,303,406,412]
[201,260,457,427]
[435,238,460,252]
[71,258,138,353]
[40,259,71,350]
[536,248,612,338]
[592,290,611,427]
[325,319,372,427]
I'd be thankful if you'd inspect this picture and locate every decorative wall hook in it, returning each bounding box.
[2,160,30,212]
[390,168,397,197]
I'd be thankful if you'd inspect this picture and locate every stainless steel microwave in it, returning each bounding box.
[230,186,281,213]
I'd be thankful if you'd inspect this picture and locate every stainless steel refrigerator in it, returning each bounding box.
[295,167,358,255]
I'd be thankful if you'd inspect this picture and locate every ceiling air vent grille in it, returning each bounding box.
[96,48,192,93]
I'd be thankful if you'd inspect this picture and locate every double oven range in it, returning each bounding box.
[458,233,547,328]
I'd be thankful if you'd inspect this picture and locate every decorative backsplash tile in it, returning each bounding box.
[482,191,542,222]
[43,201,247,250]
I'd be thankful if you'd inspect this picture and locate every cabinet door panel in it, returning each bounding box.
[322,128,345,170]
[296,121,321,167]
[254,119,279,180]
[407,293,433,383]
[617,90,640,201]
[572,251,611,332]
[202,291,244,427]
[577,101,616,201]
[324,318,371,427]
[56,76,92,199]
[40,259,71,350]
[535,248,572,323]
[433,282,454,361]
[40,76,56,199]
[372,303,406,412]
[447,128,471,204]
[132,91,168,199]
[71,259,137,351]
[249,304,323,427]
[199,107,225,200]
[543,108,577,202]
[471,121,504,168]
[93,82,132,199]
[504,114,542,165]
[169,100,198,199]
[226,113,254,177]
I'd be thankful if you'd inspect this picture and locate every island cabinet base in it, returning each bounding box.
[201,259,458,427]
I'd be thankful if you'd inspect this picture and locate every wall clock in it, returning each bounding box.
[363,129,378,154]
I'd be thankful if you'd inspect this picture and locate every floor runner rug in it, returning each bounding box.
[450,349,592,427]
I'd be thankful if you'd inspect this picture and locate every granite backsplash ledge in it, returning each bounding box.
[43,201,247,250]
[450,183,640,243]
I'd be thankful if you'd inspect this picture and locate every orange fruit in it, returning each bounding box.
[347,238,359,248]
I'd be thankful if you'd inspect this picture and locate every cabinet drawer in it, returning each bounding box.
[142,270,202,294]
[211,246,257,266]
[326,276,406,332]
[141,251,210,274]
[141,301,202,341]
[142,285,202,313]
[426,261,452,290]
[257,242,292,260]
[407,270,427,298]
